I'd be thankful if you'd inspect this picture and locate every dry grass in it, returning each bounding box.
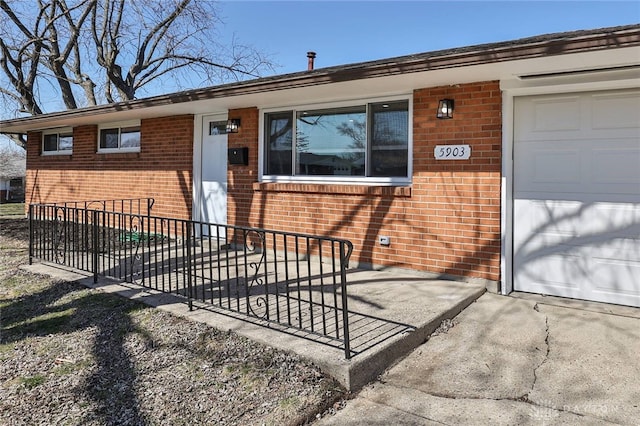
[0,218,344,425]
[0,202,25,218]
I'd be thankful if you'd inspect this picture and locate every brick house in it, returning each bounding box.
[1,25,639,307]
[0,149,26,203]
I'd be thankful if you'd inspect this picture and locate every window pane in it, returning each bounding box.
[296,106,366,176]
[59,133,73,151]
[43,134,58,152]
[370,101,409,177]
[100,129,119,149]
[265,112,293,175]
[209,121,227,135]
[120,126,140,148]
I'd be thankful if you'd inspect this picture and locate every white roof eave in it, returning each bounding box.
[1,45,639,134]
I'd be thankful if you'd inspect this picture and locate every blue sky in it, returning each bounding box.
[1,1,638,149]
[219,1,640,74]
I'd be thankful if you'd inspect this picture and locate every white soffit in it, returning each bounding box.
[163,46,640,112]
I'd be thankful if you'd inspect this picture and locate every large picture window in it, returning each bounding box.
[264,99,409,183]
[42,129,73,155]
[98,121,140,152]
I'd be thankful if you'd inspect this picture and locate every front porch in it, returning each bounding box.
[23,261,484,391]
[26,199,485,390]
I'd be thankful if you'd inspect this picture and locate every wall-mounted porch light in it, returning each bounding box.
[226,118,241,133]
[436,99,454,119]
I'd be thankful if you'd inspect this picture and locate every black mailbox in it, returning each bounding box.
[228,147,249,165]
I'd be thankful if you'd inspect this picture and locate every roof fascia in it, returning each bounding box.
[1,25,639,133]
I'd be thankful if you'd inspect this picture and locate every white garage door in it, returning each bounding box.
[513,90,640,307]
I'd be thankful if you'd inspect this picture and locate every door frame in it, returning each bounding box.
[499,70,640,296]
[192,112,228,223]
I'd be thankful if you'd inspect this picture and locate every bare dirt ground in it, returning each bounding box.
[0,218,345,425]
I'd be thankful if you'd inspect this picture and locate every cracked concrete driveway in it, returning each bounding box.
[317,293,640,425]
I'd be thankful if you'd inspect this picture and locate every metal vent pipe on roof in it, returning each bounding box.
[307,51,316,70]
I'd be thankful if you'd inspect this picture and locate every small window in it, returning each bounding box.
[42,129,73,155]
[209,121,228,135]
[98,122,140,152]
[263,99,410,183]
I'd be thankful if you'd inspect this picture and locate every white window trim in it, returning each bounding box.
[41,127,73,156]
[97,120,141,153]
[259,95,413,186]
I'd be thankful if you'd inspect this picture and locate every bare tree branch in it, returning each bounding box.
[0,0,276,117]
[0,1,39,41]
[0,143,26,177]
[0,34,43,115]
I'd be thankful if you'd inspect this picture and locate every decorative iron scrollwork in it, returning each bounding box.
[125,215,144,285]
[53,206,66,263]
[86,200,106,211]
[244,229,269,319]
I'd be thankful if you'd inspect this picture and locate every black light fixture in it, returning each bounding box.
[436,99,454,119]
[226,118,241,133]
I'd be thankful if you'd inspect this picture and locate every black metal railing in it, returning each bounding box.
[45,197,155,215]
[28,201,355,358]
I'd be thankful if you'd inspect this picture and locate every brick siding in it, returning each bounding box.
[228,82,502,282]
[26,81,502,283]
[25,115,194,219]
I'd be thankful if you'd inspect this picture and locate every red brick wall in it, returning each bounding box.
[227,107,259,228]
[411,82,502,281]
[25,115,194,219]
[228,81,502,282]
[26,80,502,283]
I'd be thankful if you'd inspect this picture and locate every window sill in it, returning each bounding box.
[41,152,72,157]
[96,151,141,160]
[253,182,411,197]
[97,148,140,154]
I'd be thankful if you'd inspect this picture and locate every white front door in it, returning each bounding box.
[200,115,228,237]
[513,90,640,307]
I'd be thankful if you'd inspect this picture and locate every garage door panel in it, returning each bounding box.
[592,258,640,295]
[515,199,585,237]
[517,139,640,196]
[516,144,582,192]
[591,92,640,130]
[592,233,640,277]
[517,253,585,298]
[592,146,640,188]
[533,149,581,184]
[515,199,640,303]
[577,202,640,236]
[516,254,584,284]
[514,90,640,307]
[532,96,582,132]
[517,249,640,300]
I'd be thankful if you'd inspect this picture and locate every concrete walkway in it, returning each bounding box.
[21,262,486,391]
[317,293,640,425]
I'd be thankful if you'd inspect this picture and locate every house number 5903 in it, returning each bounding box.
[434,144,471,160]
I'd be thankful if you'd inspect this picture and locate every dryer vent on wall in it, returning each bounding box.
[228,147,249,165]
